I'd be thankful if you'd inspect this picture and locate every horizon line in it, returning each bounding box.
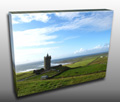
[16,51,108,66]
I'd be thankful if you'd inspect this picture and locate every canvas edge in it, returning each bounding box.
[9,9,113,14]
[8,13,18,97]
[105,10,114,77]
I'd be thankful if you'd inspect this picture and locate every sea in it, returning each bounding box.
[15,58,71,73]
[15,52,108,73]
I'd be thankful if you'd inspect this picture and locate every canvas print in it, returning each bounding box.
[8,9,113,97]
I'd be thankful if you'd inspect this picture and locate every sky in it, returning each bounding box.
[11,10,113,65]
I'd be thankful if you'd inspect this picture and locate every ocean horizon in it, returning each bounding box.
[15,52,108,73]
[15,60,71,73]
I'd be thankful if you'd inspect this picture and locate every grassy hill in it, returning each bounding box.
[15,52,108,97]
[17,72,105,97]
[66,56,97,68]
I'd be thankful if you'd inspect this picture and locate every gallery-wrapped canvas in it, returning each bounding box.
[8,9,113,97]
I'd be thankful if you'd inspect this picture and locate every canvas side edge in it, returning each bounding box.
[9,9,112,14]
[105,11,114,78]
[8,13,18,97]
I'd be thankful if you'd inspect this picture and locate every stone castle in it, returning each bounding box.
[44,54,51,70]
[33,53,63,76]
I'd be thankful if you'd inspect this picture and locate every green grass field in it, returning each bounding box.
[16,71,34,81]
[66,56,97,68]
[15,52,108,97]
[54,64,106,78]
[17,72,105,97]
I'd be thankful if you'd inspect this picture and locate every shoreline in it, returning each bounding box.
[16,62,71,74]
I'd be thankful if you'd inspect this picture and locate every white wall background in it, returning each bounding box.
[0,0,120,102]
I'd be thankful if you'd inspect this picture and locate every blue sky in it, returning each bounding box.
[11,11,113,65]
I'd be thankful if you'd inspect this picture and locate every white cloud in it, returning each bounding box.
[57,36,80,44]
[54,11,113,31]
[13,27,60,64]
[12,20,19,24]
[12,11,113,31]
[55,12,80,20]
[13,28,57,48]
[53,11,113,32]
[63,36,79,40]
[93,44,109,49]
[15,47,59,65]
[74,44,109,55]
[87,11,113,31]
[12,13,51,24]
[74,48,85,54]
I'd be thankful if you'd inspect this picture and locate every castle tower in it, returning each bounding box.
[44,53,51,70]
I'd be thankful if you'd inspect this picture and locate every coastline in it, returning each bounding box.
[16,62,71,74]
